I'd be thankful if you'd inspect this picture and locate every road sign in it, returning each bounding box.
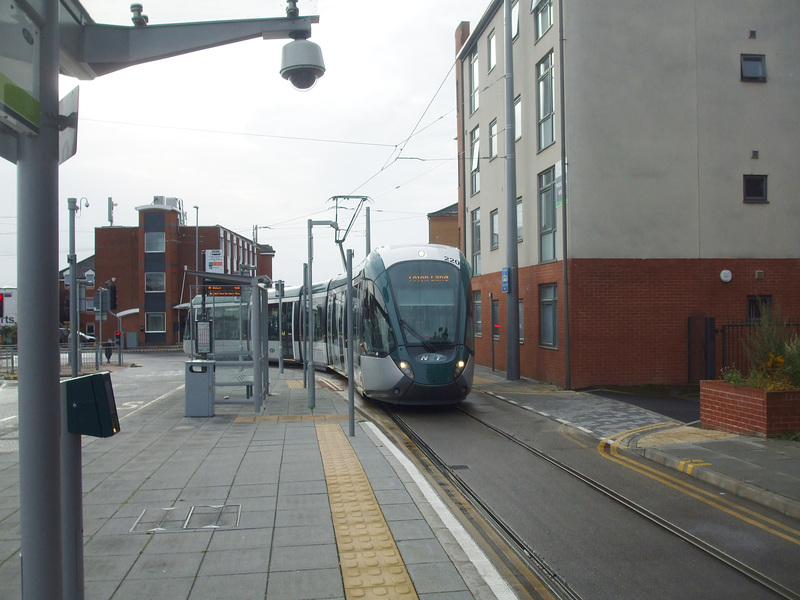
[0,2,40,135]
[501,267,509,293]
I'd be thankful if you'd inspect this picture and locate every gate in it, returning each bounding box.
[688,316,716,383]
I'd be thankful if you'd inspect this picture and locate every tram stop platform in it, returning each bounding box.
[0,366,518,600]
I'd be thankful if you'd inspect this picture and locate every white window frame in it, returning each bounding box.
[490,209,499,250]
[488,31,497,71]
[471,209,481,276]
[145,272,166,293]
[537,51,555,150]
[470,51,480,113]
[540,284,557,347]
[532,0,553,40]
[145,312,167,333]
[489,119,498,159]
[470,126,481,196]
[144,231,165,253]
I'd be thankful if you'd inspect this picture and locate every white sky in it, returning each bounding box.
[0,0,491,288]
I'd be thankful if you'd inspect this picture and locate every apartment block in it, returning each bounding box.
[456,0,800,388]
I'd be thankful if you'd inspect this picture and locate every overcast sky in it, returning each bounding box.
[0,0,491,288]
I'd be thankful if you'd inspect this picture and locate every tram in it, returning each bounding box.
[185,244,474,404]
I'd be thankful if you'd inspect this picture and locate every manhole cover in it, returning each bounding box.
[130,504,241,533]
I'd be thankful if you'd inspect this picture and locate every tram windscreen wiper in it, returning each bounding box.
[399,320,436,353]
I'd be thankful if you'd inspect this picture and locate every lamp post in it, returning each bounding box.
[194,205,199,274]
[306,219,338,408]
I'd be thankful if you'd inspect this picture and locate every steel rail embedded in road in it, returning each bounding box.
[450,401,800,600]
[380,405,583,600]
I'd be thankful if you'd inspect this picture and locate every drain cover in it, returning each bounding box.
[130,504,241,533]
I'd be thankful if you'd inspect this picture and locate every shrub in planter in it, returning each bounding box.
[704,309,800,437]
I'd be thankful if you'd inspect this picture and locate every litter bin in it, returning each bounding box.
[185,360,215,417]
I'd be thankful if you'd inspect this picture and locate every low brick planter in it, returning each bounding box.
[700,380,800,437]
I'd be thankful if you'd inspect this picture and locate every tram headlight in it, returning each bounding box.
[396,360,414,380]
[453,359,466,379]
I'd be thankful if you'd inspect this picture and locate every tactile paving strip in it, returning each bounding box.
[316,423,419,600]
[235,415,348,423]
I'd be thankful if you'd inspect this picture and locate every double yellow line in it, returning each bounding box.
[599,424,800,547]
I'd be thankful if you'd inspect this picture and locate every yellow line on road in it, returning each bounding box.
[599,425,800,546]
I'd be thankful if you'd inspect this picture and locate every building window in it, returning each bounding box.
[470,126,481,195]
[144,232,165,253]
[474,290,482,337]
[743,174,768,203]
[471,209,481,276]
[519,299,524,342]
[489,119,498,159]
[492,298,500,340]
[540,284,557,347]
[470,51,480,113]
[517,198,523,242]
[488,31,497,71]
[533,0,553,40]
[145,272,166,293]
[539,167,557,262]
[741,54,766,82]
[514,96,522,140]
[490,209,499,250]
[747,295,771,323]
[145,312,166,333]
[537,52,555,150]
[511,0,520,40]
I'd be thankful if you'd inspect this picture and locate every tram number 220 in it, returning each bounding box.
[443,255,460,267]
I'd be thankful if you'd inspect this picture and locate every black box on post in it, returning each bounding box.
[65,371,120,437]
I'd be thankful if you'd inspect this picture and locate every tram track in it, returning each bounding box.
[381,399,800,600]
[374,404,583,600]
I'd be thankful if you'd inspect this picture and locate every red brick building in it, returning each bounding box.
[62,196,273,348]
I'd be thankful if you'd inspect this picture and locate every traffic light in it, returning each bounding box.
[109,285,117,310]
[115,331,121,344]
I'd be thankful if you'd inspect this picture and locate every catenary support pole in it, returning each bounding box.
[346,249,355,436]
[503,0,520,380]
[17,1,64,597]
[251,276,261,413]
[307,221,315,408]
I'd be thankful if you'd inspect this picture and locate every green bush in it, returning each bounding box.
[723,308,800,390]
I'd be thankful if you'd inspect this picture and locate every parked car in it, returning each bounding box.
[59,328,95,344]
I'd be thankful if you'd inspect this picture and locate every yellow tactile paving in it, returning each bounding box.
[234,415,348,423]
[285,379,305,389]
[316,422,419,600]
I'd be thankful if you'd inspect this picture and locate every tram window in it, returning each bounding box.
[388,262,462,346]
[268,305,279,340]
[361,280,395,356]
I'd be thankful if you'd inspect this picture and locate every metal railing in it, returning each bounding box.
[0,344,100,376]
[721,321,800,374]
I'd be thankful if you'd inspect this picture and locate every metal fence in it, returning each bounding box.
[721,321,800,374]
[0,344,99,376]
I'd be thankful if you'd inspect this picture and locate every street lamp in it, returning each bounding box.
[194,205,199,275]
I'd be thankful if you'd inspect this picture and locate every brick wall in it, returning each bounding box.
[470,257,800,388]
[700,380,800,436]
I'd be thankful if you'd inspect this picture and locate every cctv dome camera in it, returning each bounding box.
[280,39,326,90]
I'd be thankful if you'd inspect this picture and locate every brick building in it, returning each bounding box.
[427,203,460,248]
[62,196,273,348]
[456,0,800,388]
